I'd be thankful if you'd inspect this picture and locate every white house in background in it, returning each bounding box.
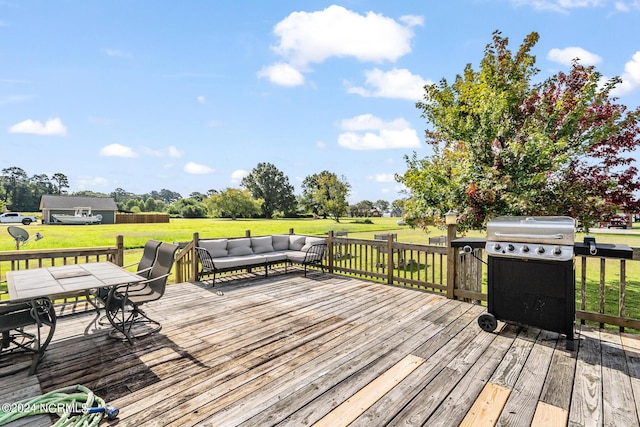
[40,195,118,224]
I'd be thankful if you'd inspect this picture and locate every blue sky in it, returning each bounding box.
[2,0,640,204]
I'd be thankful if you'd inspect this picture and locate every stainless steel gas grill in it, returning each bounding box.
[479,216,578,349]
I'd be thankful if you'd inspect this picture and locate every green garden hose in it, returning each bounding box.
[0,384,118,426]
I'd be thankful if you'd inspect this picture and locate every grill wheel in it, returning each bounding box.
[478,313,498,332]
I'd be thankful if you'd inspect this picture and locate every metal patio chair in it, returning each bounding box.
[103,242,179,344]
[124,239,162,279]
[0,298,56,375]
[90,239,162,317]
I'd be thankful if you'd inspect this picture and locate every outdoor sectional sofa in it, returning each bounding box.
[195,234,327,285]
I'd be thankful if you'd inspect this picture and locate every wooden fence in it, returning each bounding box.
[116,213,170,224]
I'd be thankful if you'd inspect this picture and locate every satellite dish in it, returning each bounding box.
[8,226,29,242]
[7,226,43,249]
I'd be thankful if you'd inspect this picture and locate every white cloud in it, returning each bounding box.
[262,6,422,86]
[511,0,604,13]
[338,114,421,150]
[197,95,206,104]
[105,48,132,58]
[399,15,424,26]
[167,146,183,158]
[272,6,421,67]
[207,119,222,128]
[547,47,602,66]
[184,162,214,174]
[371,173,396,183]
[615,1,640,11]
[140,145,184,158]
[8,118,67,136]
[346,68,431,101]
[611,51,640,96]
[316,140,327,149]
[100,143,138,158]
[258,63,305,86]
[231,169,249,183]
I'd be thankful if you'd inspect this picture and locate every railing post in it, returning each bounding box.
[191,232,200,282]
[327,231,334,274]
[446,223,457,299]
[245,230,251,238]
[620,259,626,332]
[289,228,294,235]
[387,234,394,285]
[116,235,124,266]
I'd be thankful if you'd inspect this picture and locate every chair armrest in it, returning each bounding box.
[303,243,327,264]
[113,272,171,293]
[195,247,217,271]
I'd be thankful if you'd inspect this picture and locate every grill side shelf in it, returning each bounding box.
[573,242,632,259]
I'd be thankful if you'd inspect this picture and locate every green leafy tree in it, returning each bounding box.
[143,198,158,212]
[73,190,110,197]
[189,192,206,202]
[241,163,297,218]
[374,199,390,213]
[0,167,30,211]
[398,31,640,230]
[301,171,351,222]
[167,198,208,218]
[110,188,135,204]
[51,173,69,194]
[152,189,182,204]
[206,188,263,220]
[30,174,55,209]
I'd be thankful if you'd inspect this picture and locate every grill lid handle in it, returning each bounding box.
[493,232,565,240]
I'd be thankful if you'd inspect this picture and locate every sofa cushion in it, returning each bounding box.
[213,255,265,270]
[262,252,289,263]
[200,239,228,258]
[301,236,326,252]
[272,234,290,251]
[286,251,309,263]
[251,236,274,254]
[227,238,253,256]
[289,235,307,251]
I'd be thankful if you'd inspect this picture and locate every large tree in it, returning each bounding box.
[1,167,31,211]
[206,188,262,220]
[398,31,640,230]
[301,171,351,222]
[241,163,297,218]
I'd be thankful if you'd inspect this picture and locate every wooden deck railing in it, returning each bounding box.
[1,229,638,332]
[576,250,640,331]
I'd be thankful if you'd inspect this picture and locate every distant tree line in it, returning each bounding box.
[0,167,69,212]
[0,164,405,222]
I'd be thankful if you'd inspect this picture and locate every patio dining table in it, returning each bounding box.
[2,262,145,374]
[6,262,146,302]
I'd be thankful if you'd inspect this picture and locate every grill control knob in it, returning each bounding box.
[553,246,562,256]
[493,243,501,251]
[521,245,529,253]
[507,244,515,252]
[536,246,546,254]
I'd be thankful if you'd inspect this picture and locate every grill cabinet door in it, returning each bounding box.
[487,257,575,338]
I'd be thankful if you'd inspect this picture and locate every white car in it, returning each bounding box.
[0,212,37,225]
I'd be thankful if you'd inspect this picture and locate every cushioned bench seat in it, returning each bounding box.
[195,234,327,285]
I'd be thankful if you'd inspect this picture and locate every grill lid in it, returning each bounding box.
[487,216,576,245]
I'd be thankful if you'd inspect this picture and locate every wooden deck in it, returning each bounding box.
[2,270,640,426]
